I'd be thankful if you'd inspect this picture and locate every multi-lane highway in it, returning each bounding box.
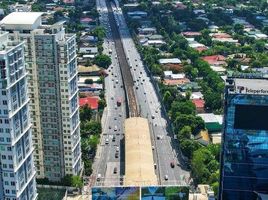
[92,0,190,187]
[110,0,190,185]
[92,0,126,186]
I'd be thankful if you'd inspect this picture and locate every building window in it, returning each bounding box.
[3,100,7,105]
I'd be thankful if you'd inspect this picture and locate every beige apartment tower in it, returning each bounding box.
[1,12,82,181]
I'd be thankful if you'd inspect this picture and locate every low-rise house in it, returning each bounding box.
[211,133,222,144]
[79,46,98,54]
[202,55,227,67]
[192,99,205,113]
[78,82,103,92]
[164,71,185,79]
[46,3,57,10]
[138,27,157,35]
[0,9,5,17]
[79,96,99,110]
[80,34,98,44]
[178,82,201,92]
[245,29,268,40]
[78,65,104,76]
[208,25,219,33]
[123,3,139,10]
[163,78,190,86]
[162,63,184,73]
[189,184,215,200]
[197,113,223,132]
[228,53,251,64]
[148,34,163,40]
[182,31,202,37]
[127,11,147,18]
[159,58,182,65]
[146,39,166,47]
[80,17,95,24]
[193,9,205,15]
[195,130,210,145]
[210,32,238,43]
[173,1,187,9]
[186,38,208,52]
[63,0,75,4]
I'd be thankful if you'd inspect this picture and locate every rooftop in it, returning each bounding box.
[124,117,157,186]
[159,58,182,64]
[79,96,99,110]
[1,12,43,25]
[198,113,223,124]
[227,77,268,95]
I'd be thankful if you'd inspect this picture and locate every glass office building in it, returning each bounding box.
[219,75,268,200]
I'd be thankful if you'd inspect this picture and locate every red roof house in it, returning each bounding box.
[79,96,99,110]
[192,99,205,113]
[80,17,94,23]
[202,55,227,66]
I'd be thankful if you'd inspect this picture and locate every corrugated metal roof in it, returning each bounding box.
[124,117,157,186]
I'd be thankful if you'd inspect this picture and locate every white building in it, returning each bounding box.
[1,12,82,181]
[0,31,37,199]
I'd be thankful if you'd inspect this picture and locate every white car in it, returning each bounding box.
[105,138,109,144]
[164,175,168,181]
[97,174,101,181]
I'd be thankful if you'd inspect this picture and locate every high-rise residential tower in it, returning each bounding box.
[1,12,82,181]
[219,73,268,200]
[0,31,37,199]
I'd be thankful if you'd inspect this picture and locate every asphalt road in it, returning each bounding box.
[111,0,190,185]
[92,0,190,187]
[92,0,126,186]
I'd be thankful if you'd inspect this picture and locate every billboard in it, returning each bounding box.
[92,187,140,200]
[92,186,189,200]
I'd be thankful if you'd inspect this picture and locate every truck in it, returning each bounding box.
[116,98,122,106]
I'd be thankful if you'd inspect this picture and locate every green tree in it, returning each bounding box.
[79,105,92,122]
[177,126,192,141]
[71,176,83,189]
[169,100,196,121]
[94,54,112,69]
[91,26,106,40]
[174,114,205,135]
[84,79,93,84]
[180,139,201,159]
[81,120,101,137]
[98,99,107,111]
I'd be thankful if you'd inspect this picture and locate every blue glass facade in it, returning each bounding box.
[219,93,268,200]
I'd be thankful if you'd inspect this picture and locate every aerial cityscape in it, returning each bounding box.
[0,0,267,199]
